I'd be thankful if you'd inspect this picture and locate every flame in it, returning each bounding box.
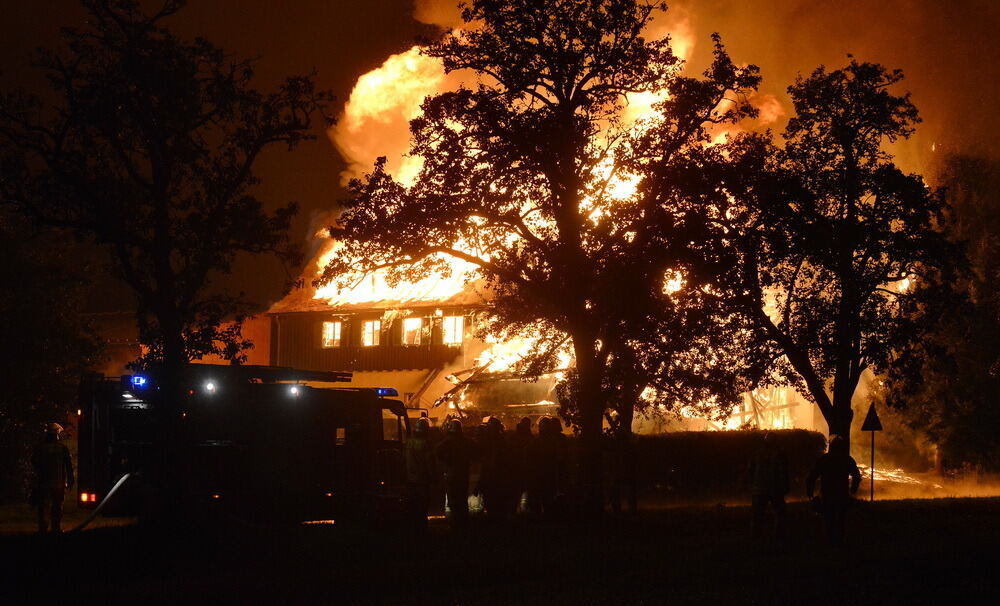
[328,46,448,187]
[312,239,478,306]
[752,93,785,126]
[305,2,771,396]
[663,269,685,294]
[475,334,573,377]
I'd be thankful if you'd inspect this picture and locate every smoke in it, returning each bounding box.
[669,0,1000,174]
[412,0,463,28]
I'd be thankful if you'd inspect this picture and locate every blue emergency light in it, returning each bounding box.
[131,375,148,388]
[375,387,398,397]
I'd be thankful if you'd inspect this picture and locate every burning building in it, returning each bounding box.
[263,264,563,426]
[256,253,823,433]
[252,2,823,434]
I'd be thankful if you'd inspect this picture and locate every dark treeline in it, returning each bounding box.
[0,0,331,502]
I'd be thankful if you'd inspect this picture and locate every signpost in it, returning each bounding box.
[861,402,884,501]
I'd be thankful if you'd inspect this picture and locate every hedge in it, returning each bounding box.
[631,429,827,503]
[425,427,826,506]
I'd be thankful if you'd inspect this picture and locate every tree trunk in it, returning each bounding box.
[617,400,635,438]
[151,306,187,527]
[827,373,860,452]
[572,336,605,516]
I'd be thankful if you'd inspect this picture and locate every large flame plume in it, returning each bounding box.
[305,1,789,430]
[317,0,707,308]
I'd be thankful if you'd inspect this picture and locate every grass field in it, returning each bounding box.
[2,497,998,604]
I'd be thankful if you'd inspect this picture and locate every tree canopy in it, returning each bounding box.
[0,0,332,369]
[721,60,956,441]
[0,212,102,502]
[883,154,999,469]
[321,0,763,506]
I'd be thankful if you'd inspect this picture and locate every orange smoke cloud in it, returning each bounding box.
[413,0,464,28]
[751,92,785,127]
[645,2,696,63]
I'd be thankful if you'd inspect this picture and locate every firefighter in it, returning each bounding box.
[509,417,533,514]
[607,416,638,516]
[807,434,862,545]
[435,419,478,526]
[404,417,434,528]
[478,416,515,520]
[748,431,789,542]
[528,416,569,518]
[32,423,74,534]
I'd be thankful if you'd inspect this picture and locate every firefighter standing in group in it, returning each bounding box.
[748,431,789,542]
[478,416,516,519]
[32,423,74,534]
[807,434,862,545]
[527,416,569,517]
[435,419,479,526]
[404,417,435,528]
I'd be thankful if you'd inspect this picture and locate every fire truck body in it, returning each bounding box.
[77,365,408,523]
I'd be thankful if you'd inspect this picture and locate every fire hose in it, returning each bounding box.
[69,472,133,533]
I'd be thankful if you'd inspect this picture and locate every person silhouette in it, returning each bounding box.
[807,434,861,545]
[749,431,789,543]
[404,417,434,529]
[435,419,478,527]
[32,423,74,534]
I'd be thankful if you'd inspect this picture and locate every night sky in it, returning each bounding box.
[2,0,996,311]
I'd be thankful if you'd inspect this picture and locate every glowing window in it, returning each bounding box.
[402,317,422,345]
[442,315,464,345]
[362,320,381,347]
[321,321,342,348]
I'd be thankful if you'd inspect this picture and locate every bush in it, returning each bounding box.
[633,430,827,503]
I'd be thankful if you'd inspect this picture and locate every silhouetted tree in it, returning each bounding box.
[884,154,999,469]
[722,61,957,445]
[320,0,760,509]
[0,0,331,372]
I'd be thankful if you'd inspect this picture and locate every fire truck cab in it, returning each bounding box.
[77,364,409,524]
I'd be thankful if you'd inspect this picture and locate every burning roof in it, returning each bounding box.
[268,234,491,315]
[268,276,488,314]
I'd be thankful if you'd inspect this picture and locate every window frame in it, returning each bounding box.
[441,315,464,345]
[320,320,343,348]
[401,317,422,346]
[361,319,382,347]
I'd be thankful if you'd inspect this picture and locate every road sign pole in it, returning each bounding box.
[870,430,875,502]
[861,402,883,503]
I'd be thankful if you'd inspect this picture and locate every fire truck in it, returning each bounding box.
[76,364,410,524]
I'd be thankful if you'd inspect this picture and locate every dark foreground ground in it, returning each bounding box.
[2,498,998,605]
